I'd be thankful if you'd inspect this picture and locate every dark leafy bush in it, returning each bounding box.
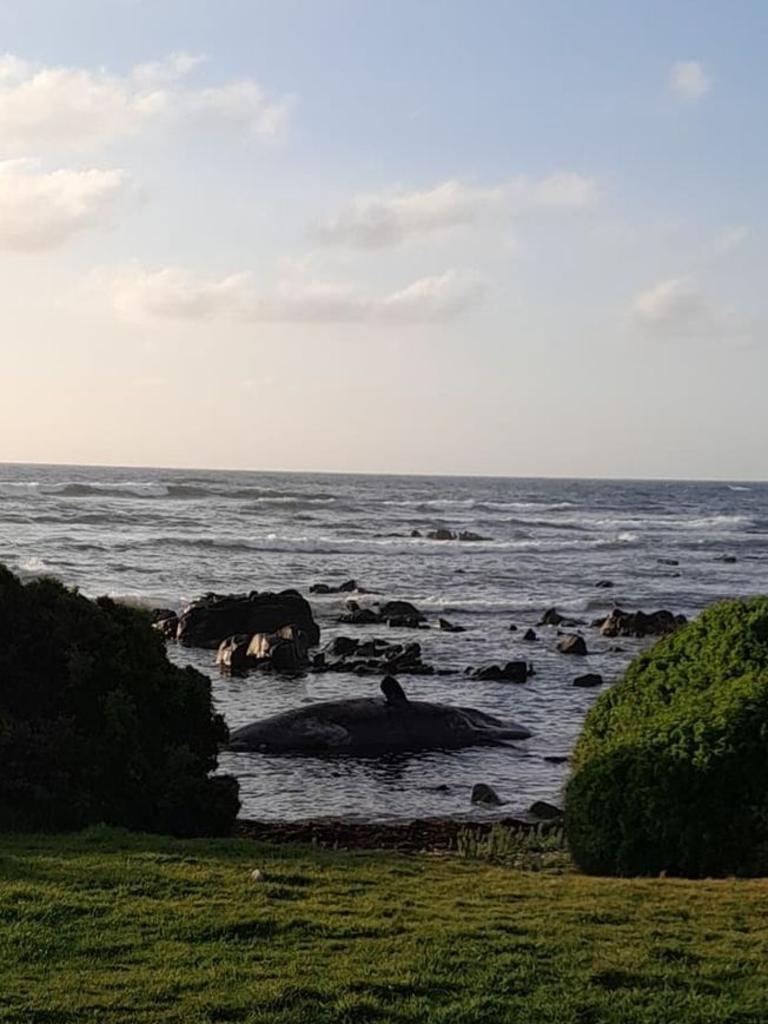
[566,598,768,877]
[0,565,239,835]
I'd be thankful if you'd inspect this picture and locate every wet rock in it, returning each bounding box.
[595,580,614,589]
[178,590,320,649]
[657,558,679,566]
[310,579,361,595]
[599,608,686,638]
[557,633,588,656]
[326,636,359,657]
[540,607,584,628]
[151,608,178,639]
[509,623,518,632]
[715,554,738,564]
[317,636,434,676]
[573,673,604,688]
[438,618,466,633]
[472,661,532,683]
[472,783,504,806]
[522,628,538,642]
[410,529,422,538]
[340,599,426,629]
[216,634,252,674]
[425,528,489,542]
[529,800,563,820]
[544,755,569,764]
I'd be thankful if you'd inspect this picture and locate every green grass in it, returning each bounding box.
[1,828,768,1023]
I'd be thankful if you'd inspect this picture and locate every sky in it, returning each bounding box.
[0,0,766,479]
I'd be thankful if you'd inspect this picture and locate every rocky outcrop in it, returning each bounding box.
[598,608,687,638]
[426,529,488,542]
[539,607,584,628]
[217,625,310,674]
[177,590,320,649]
[151,608,178,639]
[529,801,563,820]
[557,633,588,655]
[312,636,434,676]
[338,599,426,629]
[309,580,362,595]
[470,661,533,683]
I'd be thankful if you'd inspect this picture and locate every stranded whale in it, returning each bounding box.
[228,677,532,755]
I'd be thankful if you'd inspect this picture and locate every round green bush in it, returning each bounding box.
[0,565,239,835]
[566,598,768,877]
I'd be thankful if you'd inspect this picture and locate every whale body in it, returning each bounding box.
[228,682,531,755]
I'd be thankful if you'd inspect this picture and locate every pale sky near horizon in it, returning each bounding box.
[1,0,766,480]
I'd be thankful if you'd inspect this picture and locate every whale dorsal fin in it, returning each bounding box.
[381,676,408,706]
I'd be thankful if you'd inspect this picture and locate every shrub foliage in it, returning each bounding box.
[566,598,768,877]
[0,565,239,835]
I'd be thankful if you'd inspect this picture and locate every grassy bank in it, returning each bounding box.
[1,829,768,1023]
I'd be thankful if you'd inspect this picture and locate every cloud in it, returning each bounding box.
[99,265,484,324]
[312,173,597,247]
[712,225,748,256]
[0,158,127,250]
[670,61,711,101]
[0,52,292,154]
[630,276,753,345]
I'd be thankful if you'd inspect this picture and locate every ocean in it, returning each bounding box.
[2,462,766,823]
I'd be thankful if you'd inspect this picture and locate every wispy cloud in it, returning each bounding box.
[312,173,597,247]
[0,52,293,155]
[0,158,127,250]
[669,61,711,101]
[630,276,754,346]
[97,265,485,324]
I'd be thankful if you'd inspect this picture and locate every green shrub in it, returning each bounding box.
[566,598,768,877]
[0,565,239,835]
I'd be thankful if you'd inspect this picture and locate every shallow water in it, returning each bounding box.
[2,463,766,822]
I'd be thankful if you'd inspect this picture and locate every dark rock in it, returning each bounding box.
[379,600,426,624]
[522,628,538,642]
[216,634,252,674]
[544,755,569,764]
[325,636,359,657]
[151,609,179,639]
[471,783,504,806]
[438,618,466,633]
[657,558,679,566]
[387,616,424,629]
[557,633,588,656]
[310,579,360,595]
[595,580,614,589]
[715,554,738,564]
[573,673,604,688]
[509,624,517,632]
[600,608,687,639]
[458,530,487,542]
[320,637,433,676]
[177,590,320,649]
[338,607,379,625]
[529,800,563,820]
[590,616,607,628]
[410,529,422,538]
[473,661,532,683]
[427,528,456,541]
[540,607,584,628]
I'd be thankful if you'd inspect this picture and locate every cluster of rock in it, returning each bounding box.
[312,636,435,676]
[411,528,489,542]
[309,579,366,595]
[467,662,533,683]
[217,626,310,674]
[594,607,687,638]
[153,590,320,649]
[339,599,427,629]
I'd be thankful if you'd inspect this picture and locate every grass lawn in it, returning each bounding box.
[1,829,768,1023]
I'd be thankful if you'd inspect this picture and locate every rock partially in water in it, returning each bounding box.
[314,636,434,676]
[522,628,538,642]
[217,626,310,674]
[178,590,320,649]
[715,554,738,564]
[151,608,179,639]
[338,598,426,629]
[472,661,532,683]
[557,633,588,656]
[471,783,504,806]
[438,617,466,633]
[540,607,584,627]
[595,579,615,589]
[598,608,686,638]
[573,673,604,688]
[309,579,361,595]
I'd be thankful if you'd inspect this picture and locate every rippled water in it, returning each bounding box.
[2,463,766,822]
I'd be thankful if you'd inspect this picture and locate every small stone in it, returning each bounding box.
[595,580,614,589]
[523,628,538,641]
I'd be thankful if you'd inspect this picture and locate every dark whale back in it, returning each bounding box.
[228,696,531,755]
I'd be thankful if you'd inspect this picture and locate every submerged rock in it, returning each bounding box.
[309,579,361,595]
[573,673,604,688]
[540,607,584,628]
[438,617,466,633]
[472,661,532,683]
[314,636,434,676]
[338,598,426,629]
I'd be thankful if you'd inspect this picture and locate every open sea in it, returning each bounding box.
[2,463,766,823]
